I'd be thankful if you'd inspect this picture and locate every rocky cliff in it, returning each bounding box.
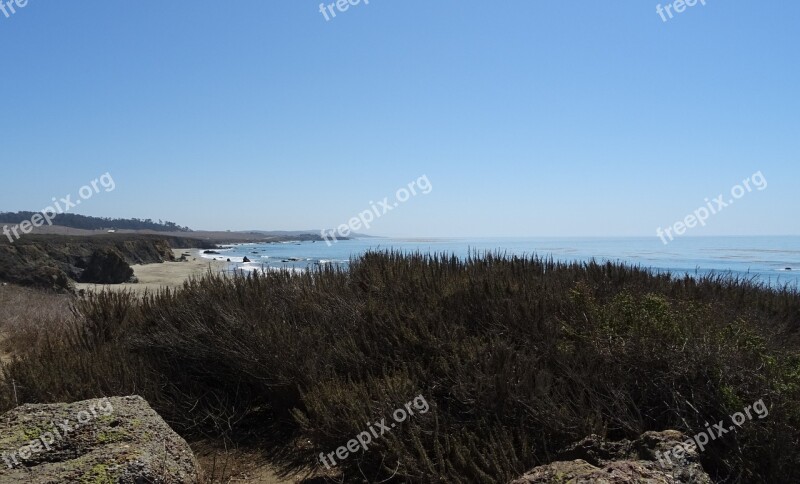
[0,234,214,291]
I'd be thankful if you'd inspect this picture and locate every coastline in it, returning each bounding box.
[74,249,228,293]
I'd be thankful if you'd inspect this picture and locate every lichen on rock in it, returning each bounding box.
[0,395,198,483]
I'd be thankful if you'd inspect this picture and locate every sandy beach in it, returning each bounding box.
[74,249,228,293]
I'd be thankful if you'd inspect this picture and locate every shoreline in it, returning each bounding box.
[74,249,228,293]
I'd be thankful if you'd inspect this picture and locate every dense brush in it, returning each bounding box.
[2,251,799,482]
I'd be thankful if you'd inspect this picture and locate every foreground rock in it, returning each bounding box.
[511,430,711,483]
[0,395,198,483]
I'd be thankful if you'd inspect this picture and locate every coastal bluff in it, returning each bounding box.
[0,234,214,291]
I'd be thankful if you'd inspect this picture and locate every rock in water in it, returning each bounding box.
[242,256,251,263]
[510,430,711,484]
[0,395,198,483]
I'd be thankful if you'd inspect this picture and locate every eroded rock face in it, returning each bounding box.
[0,395,198,483]
[79,248,135,284]
[0,235,204,290]
[510,431,711,484]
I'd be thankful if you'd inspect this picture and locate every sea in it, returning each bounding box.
[198,236,800,289]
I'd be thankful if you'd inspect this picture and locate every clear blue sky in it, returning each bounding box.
[1,1,797,237]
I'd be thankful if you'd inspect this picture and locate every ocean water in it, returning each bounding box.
[198,236,800,289]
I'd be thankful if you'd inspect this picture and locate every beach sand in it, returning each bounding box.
[75,249,228,293]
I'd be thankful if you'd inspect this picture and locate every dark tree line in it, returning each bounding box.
[0,211,191,232]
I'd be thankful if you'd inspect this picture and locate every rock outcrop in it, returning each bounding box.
[79,248,135,284]
[0,234,214,291]
[510,430,711,484]
[0,395,198,483]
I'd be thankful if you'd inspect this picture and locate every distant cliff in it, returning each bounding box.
[0,234,214,291]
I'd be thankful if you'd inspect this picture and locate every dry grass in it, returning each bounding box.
[0,284,300,481]
[1,253,799,482]
[0,284,72,365]
[192,440,321,484]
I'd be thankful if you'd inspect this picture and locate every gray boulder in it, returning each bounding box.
[0,395,198,483]
[510,430,711,483]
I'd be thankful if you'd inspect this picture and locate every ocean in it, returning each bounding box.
[199,236,800,289]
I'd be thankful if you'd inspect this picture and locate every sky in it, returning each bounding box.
[0,0,797,237]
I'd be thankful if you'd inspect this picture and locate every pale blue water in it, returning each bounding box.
[200,237,800,289]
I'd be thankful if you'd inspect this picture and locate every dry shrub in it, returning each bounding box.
[2,252,799,482]
[0,284,73,364]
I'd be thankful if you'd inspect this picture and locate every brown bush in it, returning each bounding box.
[1,252,799,482]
